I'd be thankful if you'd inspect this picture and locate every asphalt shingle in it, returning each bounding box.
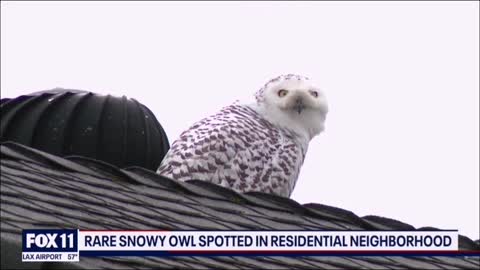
[1,142,479,270]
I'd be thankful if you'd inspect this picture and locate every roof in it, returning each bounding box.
[1,141,479,269]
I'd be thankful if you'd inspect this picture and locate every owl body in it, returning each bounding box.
[157,104,308,197]
[157,74,328,197]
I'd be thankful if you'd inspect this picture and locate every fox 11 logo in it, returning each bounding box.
[22,229,79,262]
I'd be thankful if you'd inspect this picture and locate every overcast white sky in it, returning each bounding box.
[1,1,479,240]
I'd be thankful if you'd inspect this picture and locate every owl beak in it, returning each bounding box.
[294,98,305,114]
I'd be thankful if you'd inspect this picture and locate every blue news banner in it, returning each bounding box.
[22,229,79,262]
[21,229,469,262]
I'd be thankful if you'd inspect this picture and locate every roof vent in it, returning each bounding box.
[0,89,169,171]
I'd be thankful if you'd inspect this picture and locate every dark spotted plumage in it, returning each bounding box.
[157,104,307,197]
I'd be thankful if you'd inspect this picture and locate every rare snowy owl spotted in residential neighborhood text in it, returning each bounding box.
[157,74,328,197]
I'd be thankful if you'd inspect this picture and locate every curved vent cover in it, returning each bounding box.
[0,89,169,171]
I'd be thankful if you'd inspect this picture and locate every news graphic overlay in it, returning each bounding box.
[23,229,466,261]
[79,231,458,254]
[22,229,79,262]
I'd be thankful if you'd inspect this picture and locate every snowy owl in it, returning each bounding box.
[157,74,328,197]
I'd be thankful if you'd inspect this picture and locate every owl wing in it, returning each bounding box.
[157,105,272,187]
[157,104,305,196]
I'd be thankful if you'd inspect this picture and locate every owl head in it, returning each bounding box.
[254,74,328,140]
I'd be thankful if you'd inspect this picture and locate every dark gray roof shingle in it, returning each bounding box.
[1,142,479,269]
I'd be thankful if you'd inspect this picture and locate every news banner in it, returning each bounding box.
[21,229,468,262]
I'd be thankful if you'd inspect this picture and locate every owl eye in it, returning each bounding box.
[309,90,319,98]
[278,89,288,97]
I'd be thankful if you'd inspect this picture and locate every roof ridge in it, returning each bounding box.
[1,141,107,179]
